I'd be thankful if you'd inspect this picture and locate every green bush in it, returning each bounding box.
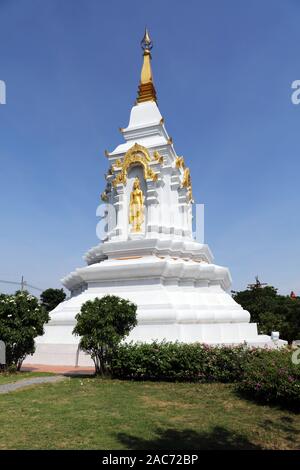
[111,342,250,382]
[236,348,300,408]
[40,288,66,312]
[111,342,300,408]
[73,295,137,375]
[0,291,49,370]
[233,285,300,343]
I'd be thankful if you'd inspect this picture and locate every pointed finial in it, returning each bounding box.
[141,28,153,51]
[136,28,157,104]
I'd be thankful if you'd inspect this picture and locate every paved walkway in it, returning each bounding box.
[0,375,65,394]
[22,363,95,375]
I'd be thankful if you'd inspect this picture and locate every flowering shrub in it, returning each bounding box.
[0,291,49,370]
[236,348,300,407]
[111,342,250,382]
[111,343,300,407]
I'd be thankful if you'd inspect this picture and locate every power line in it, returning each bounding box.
[0,277,43,293]
[25,283,43,292]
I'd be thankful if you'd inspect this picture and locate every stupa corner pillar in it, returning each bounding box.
[145,178,159,235]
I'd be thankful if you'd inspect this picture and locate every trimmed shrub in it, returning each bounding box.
[236,348,300,408]
[73,295,137,375]
[111,342,300,408]
[111,342,250,382]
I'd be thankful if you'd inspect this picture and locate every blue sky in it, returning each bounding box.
[0,0,299,295]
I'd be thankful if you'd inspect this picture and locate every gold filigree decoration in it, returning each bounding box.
[112,143,158,187]
[153,150,163,164]
[111,158,122,173]
[182,167,191,188]
[111,159,122,172]
[175,156,185,169]
[101,190,109,202]
[113,172,126,187]
[187,186,193,203]
[182,167,193,203]
[147,167,158,180]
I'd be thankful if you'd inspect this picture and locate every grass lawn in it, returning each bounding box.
[0,376,299,450]
[0,371,54,385]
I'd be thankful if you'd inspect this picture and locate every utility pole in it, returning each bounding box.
[247,276,267,290]
[0,278,42,293]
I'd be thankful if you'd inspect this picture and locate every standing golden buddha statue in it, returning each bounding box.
[129,177,144,232]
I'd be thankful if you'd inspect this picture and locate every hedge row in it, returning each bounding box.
[236,348,300,407]
[111,342,300,407]
[112,342,251,382]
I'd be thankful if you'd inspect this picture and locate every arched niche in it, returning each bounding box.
[125,165,147,237]
[112,143,157,187]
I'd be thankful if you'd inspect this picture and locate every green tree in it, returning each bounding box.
[40,288,66,312]
[0,291,50,370]
[233,284,300,343]
[73,295,137,375]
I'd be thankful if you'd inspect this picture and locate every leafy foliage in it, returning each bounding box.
[111,342,250,382]
[236,348,300,408]
[233,285,300,343]
[111,342,300,408]
[40,288,66,312]
[73,295,137,375]
[0,291,50,370]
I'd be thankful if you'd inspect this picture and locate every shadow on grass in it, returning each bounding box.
[116,426,262,450]
[261,416,300,445]
[234,388,300,414]
[63,373,96,379]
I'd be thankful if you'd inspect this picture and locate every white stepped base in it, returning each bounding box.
[26,344,94,367]
[26,249,287,367]
[27,322,286,367]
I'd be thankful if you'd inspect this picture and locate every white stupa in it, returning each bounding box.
[29,31,285,366]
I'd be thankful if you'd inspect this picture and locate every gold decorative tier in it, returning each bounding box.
[136,29,157,104]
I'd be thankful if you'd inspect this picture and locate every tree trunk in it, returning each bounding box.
[93,354,104,376]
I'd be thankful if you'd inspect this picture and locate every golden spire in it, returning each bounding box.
[136,28,157,104]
